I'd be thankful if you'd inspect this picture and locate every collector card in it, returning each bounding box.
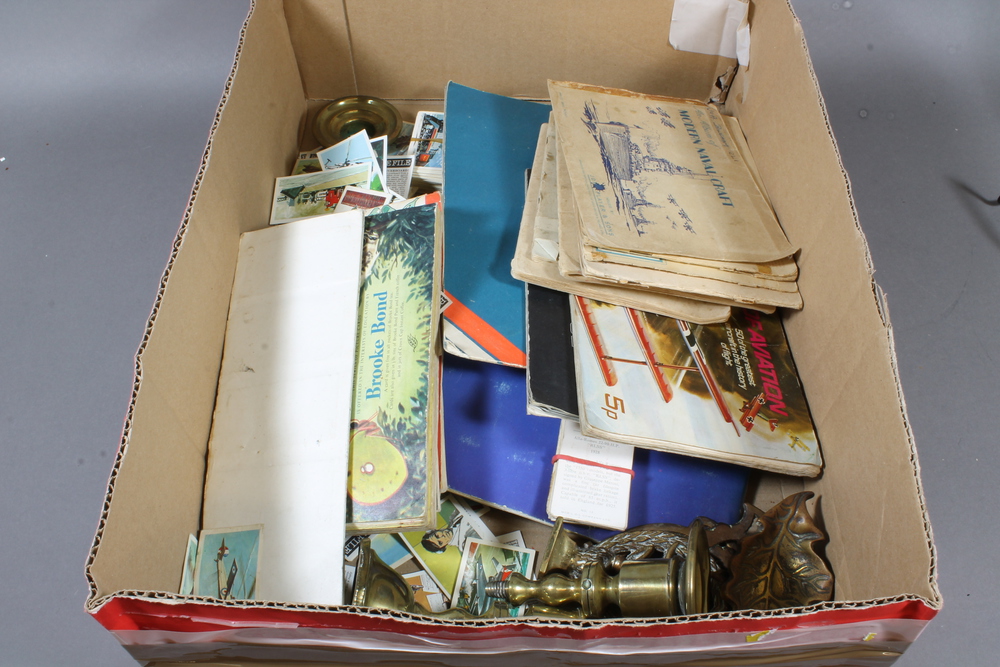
[451,538,535,618]
[398,495,495,599]
[193,525,262,601]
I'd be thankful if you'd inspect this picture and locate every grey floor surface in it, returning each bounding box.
[0,1,994,665]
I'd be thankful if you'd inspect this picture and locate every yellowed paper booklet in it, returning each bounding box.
[549,80,797,264]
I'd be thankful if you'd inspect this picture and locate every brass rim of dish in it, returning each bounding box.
[314,96,404,146]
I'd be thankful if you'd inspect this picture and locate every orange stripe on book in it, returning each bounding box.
[443,290,526,367]
[575,296,617,387]
[625,308,674,404]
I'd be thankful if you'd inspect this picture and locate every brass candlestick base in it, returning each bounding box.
[488,520,709,618]
[314,96,404,146]
[352,538,481,619]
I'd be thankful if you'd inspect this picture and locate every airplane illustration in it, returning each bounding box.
[739,393,766,431]
[739,393,778,432]
[788,435,810,452]
[575,296,741,436]
[215,539,238,600]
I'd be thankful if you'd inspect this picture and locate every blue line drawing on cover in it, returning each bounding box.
[581,100,706,237]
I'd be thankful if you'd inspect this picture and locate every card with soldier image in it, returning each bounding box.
[398,494,495,599]
[451,538,535,618]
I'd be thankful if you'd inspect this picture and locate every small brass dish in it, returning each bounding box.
[314,96,403,147]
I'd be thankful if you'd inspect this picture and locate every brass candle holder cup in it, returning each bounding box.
[352,536,481,619]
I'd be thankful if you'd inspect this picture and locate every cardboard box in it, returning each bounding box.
[85,0,940,664]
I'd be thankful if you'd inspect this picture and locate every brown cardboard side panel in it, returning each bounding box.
[194,2,308,237]
[88,0,307,599]
[311,0,732,102]
[747,472,806,514]
[283,0,356,100]
[730,0,934,602]
[88,377,216,596]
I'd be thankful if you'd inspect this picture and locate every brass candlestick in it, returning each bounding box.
[352,538,481,619]
[487,520,710,618]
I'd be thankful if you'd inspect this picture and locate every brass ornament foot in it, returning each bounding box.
[489,520,711,618]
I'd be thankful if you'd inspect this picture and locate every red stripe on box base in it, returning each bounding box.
[92,595,937,639]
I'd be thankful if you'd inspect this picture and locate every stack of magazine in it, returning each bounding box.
[513,81,803,322]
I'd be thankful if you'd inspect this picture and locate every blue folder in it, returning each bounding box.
[443,354,750,541]
[442,83,552,367]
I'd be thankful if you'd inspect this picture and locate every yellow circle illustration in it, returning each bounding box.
[348,427,409,505]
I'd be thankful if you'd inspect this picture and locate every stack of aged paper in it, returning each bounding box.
[512,81,803,321]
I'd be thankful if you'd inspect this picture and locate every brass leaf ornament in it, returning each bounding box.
[724,492,833,610]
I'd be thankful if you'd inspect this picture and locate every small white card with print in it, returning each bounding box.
[547,420,634,531]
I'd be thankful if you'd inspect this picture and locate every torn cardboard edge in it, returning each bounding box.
[872,282,941,599]
[83,1,256,607]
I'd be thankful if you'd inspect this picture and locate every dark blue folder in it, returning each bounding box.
[443,354,750,541]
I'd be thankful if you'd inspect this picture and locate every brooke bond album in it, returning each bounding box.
[571,296,822,476]
[347,203,442,532]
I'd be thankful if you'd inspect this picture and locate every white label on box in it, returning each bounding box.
[670,0,749,65]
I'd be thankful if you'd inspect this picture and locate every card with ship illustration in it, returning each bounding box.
[571,296,821,476]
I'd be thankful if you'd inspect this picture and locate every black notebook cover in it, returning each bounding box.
[525,284,578,419]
